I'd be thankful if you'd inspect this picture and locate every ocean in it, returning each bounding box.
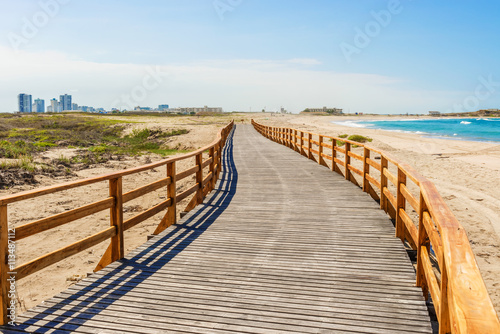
[334,118,500,143]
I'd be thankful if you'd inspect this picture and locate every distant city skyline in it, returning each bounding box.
[2,1,500,114]
[15,92,213,113]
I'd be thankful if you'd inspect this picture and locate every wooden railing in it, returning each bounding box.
[0,121,234,325]
[252,120,500,334]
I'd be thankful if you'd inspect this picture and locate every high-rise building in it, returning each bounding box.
[60,94,72,111]
[50,98,61,113]
[33,99,45,113]
[72,103,79,111]
[158,104,169,111]
[18,93,32,112]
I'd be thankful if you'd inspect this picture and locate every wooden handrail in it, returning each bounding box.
[0,120,234,325]
[251,120,500,334]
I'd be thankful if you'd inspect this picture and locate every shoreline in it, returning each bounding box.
[331,116,500,144]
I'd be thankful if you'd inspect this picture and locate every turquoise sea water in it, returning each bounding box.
[334,118,500,143]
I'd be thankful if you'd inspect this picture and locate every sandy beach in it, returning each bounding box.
[1,113,499,317]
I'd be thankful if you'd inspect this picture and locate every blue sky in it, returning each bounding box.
[1,0,499,113]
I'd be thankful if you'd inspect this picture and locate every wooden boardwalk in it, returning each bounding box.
[4,125,432,333]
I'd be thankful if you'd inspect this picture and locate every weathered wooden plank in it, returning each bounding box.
[48,292,430,326]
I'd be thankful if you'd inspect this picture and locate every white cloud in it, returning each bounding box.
[0,46,467,113]
[288,58,322,66]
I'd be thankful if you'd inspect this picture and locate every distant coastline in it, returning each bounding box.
[333,117,500,143]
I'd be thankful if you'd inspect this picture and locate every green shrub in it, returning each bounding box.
[347,135,372,143]
[89,145,109,153]
[0,155,35,172]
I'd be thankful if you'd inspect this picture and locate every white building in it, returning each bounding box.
[171,106,223,114]
[305,107,343,114]
[50,98,61,112]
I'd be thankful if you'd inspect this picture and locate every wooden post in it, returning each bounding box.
[440,264,452,334]
[396,168,407,241]
[96,177,125,271]
[196,153,203,204]
[380,156,388,212]
[332,138,338,173]
[218,140,223,177]
[209,147,215,190]
[167,162,177,225]
[299,131,306,155]
[183,154,203,213]
[0,205,8,325]
[416,194,429,299]
[109,177,124,262]
[363,148,370,192]
[213,144,219,185]
[308,133,313,159]
[345,142,351,181]
[318,135,324,166]
[293,130,297,152]
[153,162,177,234]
